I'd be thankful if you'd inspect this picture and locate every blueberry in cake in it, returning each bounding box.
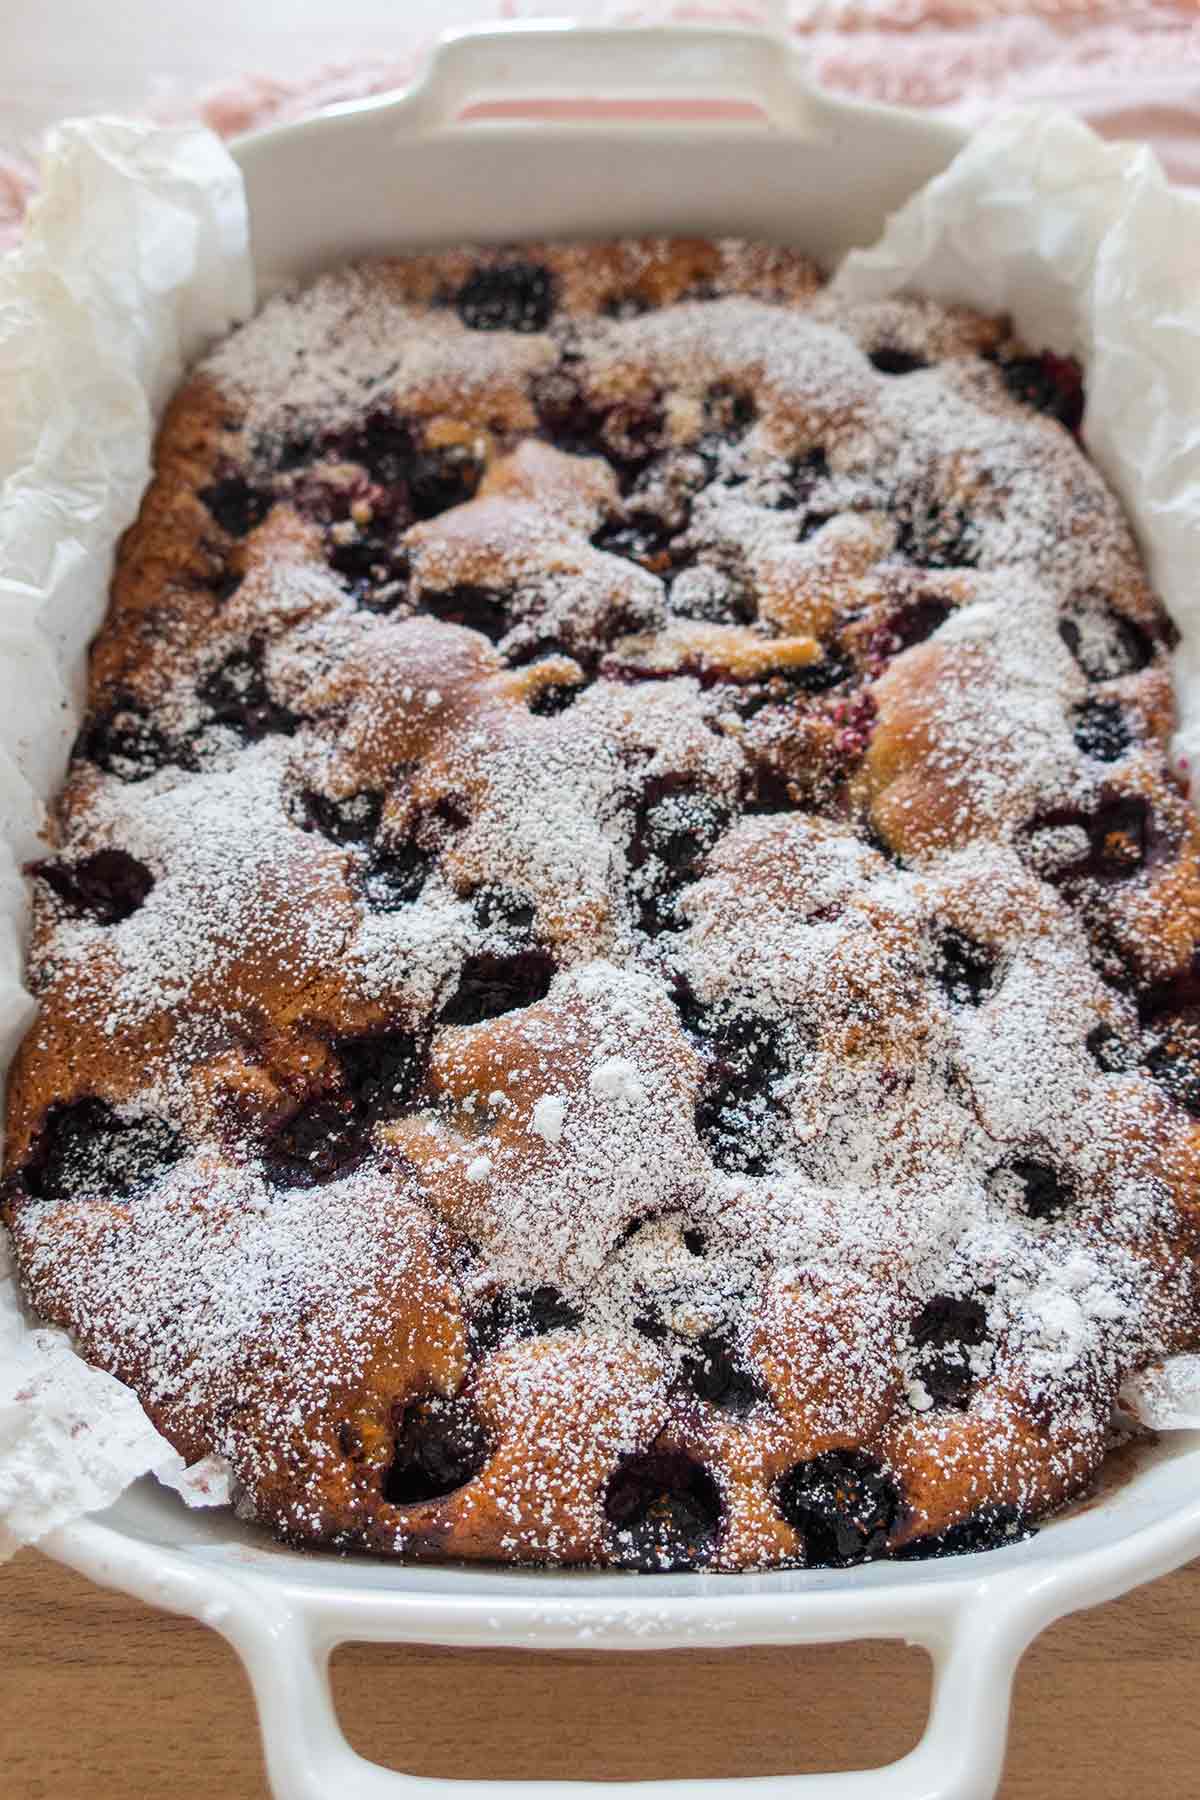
[5,238,1200,1571]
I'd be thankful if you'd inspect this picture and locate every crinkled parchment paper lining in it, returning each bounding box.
[0,119,252,1557]
[3,105,1200,1557]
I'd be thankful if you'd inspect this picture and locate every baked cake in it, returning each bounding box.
[5,239,1200,1571]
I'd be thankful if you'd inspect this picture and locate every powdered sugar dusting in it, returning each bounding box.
[6,239,1199,1569]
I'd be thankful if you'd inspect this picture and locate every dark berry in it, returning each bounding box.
[665,559,758,628]
[199,475,272,538]
[997,352,1084,434]
[742,764,800,814]
[599,407,668,491]
[332,1030,426,1121]
[20,1097,181,1205]
[384,1393,489,1504]
[1058,612,1153,679]
[1027,795,1151,882]
[680,1334,763,1415]
[881,594,954,657]
[207,569,243,605]
[530,369,589,444]
[669,969,709,1036]
[604,1448,722,1571]
[330,414,483,522]
[32,848,153,925]
[776,1449,900,1566]
[734,657,851,719]
[628,778,728,937]
[433,796,470,832]
[800,651,854,693]
[264,431,315,473]
[439,949,555,1026]
[897,1503,1032,1561]
[1073,699,1130,763]
[765,448,830,513]
[260,1030,426,1191]
[197,639,299,742]
[532,374,662,491]
[894,496,977,570]
[406,445,483,521]
[469,1297,509,1356]
[359,840,435,911]
[328,530,409,603]
[76,700,177,783]
[523,1283,582,1335]
[701,384,756,440]
[910,1294,988,1411]
[1144,1010,1200,1116]
[730,654,855,727]
[420,584,510,643]
[505,634,575,671]
[335,411,416,486]
[527,675,587,717]
[472,1284,583,1353]
[990,1156,1074,1222]
[1089,795,1149,877]
[260,1094,369,1189]
[648,805,718,878]
[636,869,701,938]
[870,348,928,376]
[472,886,535,936]
[912,1294,988,1350]
[634,781,724,870]
[633,1312,669,1343]
[591,513,678,570]
[689,1010,790,1176]
[1087,1021,1140,1074]
[456,262,556,333]
[299,789,383,845]
[935,930,996,1008]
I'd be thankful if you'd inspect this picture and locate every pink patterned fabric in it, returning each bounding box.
[3,1,1199,252]
[799,2,1200,186]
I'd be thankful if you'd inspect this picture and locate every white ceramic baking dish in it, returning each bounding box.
[40,21,1200,1800]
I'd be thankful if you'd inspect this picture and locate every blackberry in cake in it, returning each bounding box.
[5,239,1200,1570]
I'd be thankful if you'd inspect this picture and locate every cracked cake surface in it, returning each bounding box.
[4,237,1200,1570]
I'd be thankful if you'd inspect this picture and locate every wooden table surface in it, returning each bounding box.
[4,1544,1200,1797]
[3,4,1199,1795]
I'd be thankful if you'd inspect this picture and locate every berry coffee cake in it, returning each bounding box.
[5,238,1200,1570]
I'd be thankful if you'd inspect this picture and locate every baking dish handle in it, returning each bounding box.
[228,1584,1034,1800]
[394,17,816,134]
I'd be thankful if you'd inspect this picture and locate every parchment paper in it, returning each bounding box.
[0,119,252,1556]
[3,103,1200,1556]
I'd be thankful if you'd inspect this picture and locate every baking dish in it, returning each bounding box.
[37,20,1200,1800]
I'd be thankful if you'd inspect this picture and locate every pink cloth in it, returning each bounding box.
[3,1,1199,252]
